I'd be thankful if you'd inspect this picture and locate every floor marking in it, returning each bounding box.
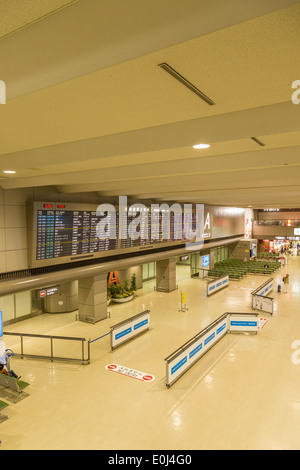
[258,318,268,330]
[106,363,155,382]
[166,336,240,417]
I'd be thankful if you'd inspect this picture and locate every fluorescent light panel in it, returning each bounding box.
[193,144,210,149]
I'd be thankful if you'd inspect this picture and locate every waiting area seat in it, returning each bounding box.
[0,374,30,402]
[208,258,281,280]
[0,399,9,422]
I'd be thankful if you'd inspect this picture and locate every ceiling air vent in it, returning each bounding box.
[158,62,215,106]
[251,137,265,147]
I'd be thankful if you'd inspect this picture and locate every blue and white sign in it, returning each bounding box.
[202,255,210,268]
[252,279,274,314]
[207,274,229,296]
[166,316,228,387]
[229,315,258,333]
[0,310,2,337]
[255,279,274,296]
[111,310,150,349]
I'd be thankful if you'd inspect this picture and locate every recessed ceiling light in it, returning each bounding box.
[3,170,16,174]
[193,144,210,149]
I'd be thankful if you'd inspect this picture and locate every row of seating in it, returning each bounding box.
[0,374,30,422]
[208,258,281,280]
[256,252,282,259]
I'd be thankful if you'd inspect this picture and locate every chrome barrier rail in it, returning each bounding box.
[165,312,258,388]
[206,274,229,296]
[165,313,228,388]
[110,310,151,349]
[3,331,90,365]
[251,278,274,315]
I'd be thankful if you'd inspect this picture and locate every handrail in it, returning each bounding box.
[3,331,90,365]
[164,311,258,364]
[110,309,150,330]
[165,312,228,363]
[0,237,242,296]
[251,277,274,296]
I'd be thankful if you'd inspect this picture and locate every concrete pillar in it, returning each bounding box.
[156,257,176,292]
[44,281,78,313]
[117,265,143,289]
[78,274,107,323]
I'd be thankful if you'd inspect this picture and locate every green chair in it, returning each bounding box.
[0,400,9,422]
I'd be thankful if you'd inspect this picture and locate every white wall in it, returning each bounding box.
[0,186,102,324]
[0,186,104,274]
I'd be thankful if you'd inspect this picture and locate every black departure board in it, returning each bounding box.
[119,209,197,249]
[36,209,118,260]
[28,201,202,268]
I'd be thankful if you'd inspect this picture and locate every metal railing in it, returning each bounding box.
[3,331,91,365]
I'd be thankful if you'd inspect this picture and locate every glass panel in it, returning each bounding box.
[142,263,149,280]
[148,262,155,278]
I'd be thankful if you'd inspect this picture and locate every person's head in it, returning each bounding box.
[0,364,4,371]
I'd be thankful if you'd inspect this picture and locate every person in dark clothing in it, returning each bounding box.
[0,363,20,380]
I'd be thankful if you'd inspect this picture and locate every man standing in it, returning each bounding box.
[283,274,289,293]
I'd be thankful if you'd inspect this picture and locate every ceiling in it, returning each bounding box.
[0,0,300,209]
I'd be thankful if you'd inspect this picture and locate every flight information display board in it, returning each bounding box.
[27,201,120,268]
[27,201,190,268]
[36,208,118,260]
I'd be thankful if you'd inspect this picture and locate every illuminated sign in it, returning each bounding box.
[202,255,210,268]
[38,286,60,298]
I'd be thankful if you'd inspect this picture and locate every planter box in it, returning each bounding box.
[111,295,134,303]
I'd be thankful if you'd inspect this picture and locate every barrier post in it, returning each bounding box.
[179,290,188,312]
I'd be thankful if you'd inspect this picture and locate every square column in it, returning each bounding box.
[78,274,107,323]
[44,281,78,313]
[156,257,176,293]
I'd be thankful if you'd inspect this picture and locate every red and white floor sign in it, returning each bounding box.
[258,317,268,330]
[105,364,155,382]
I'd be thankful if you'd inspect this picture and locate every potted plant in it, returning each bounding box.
[109,280,134,303]
[130,273,137,291]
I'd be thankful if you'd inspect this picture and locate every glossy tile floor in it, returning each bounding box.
[1,256,300,450]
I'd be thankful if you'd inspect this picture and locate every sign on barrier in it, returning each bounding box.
[229,314,258,333]
[252,295,273,314]
[251,278,274,314]
[110,310,150,349]
[165,314,228,388]
[207,274,229,296]
[254,279,274,297]
[165,312,259,388]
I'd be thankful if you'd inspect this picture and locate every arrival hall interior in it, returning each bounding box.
[0,0,300,452]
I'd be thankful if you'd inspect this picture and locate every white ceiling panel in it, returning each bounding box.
[0,0,299,209]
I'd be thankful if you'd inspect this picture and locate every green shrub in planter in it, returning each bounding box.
[109,281,134,299]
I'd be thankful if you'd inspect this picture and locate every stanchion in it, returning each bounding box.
[179,290,188,312]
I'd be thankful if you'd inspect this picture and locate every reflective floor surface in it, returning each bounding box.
[1,256,300,450]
